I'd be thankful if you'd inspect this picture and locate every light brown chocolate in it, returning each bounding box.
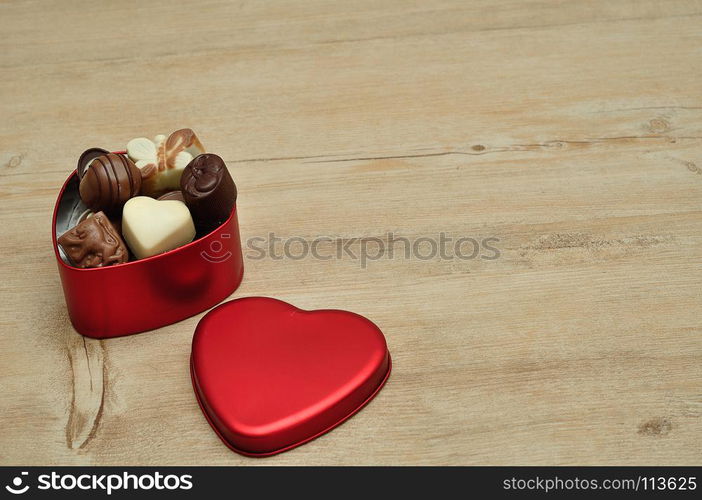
[58,212,128,268]
[76,147,110,179]
[79,154,142,214]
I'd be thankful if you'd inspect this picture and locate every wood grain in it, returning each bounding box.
[0,0,700,465]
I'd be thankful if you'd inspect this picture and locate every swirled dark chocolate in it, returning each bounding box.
[57,211,128,268]
[79,153,142,214]
[180,154,237,234]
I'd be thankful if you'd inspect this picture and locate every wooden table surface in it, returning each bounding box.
[1,0,701,466]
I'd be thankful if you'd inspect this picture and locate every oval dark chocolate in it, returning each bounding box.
[181,154,237,234]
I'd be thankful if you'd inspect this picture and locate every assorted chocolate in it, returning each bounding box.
[76,147,110,179]
[126,129,205,197]
[77,208,122,235]
[79,153,141,214]
[157,190,185,202]
[57,129,237,268]
[57,212,128,268]
[181,153,237,235]
[122,197,196,260]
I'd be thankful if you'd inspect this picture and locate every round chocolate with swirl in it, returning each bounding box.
[180,153,237,234]
[79,153,142,214]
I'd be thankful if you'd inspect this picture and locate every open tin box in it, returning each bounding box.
[52,156,244,339]
[52,147,390,456]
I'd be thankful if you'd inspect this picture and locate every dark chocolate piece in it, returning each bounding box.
[79,153,142,214]
[157,190,185,203]
[76,147,110,180]
[180,154,237,234]
[57,211,128,268]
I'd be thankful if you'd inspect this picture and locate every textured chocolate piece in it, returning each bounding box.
[76,147,110,179]
[127,129,205,197]
[158,190,185,202]
[77,209,123,237]
[58,211,128,268]
[180,154,237,234]
[79,154,142,214]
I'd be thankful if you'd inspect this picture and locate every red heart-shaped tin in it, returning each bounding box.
[52,168,244,338]
[190,297,391,456]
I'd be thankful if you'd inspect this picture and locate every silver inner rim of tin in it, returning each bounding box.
[55,176,91,265]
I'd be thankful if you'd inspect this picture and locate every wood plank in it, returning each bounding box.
[0,0,700,465]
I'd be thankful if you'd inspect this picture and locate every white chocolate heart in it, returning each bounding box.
[122,196,196,259]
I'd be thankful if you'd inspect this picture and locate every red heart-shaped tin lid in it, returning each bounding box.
[190,297,391,456]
